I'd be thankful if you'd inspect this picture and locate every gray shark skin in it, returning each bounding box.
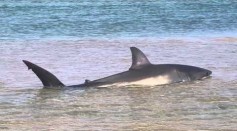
[23,47,212,88]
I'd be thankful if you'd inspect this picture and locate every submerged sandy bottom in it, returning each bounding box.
[0,37,236,130]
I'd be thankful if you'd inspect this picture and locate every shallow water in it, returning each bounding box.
[1,0,237,130]
[0,38,237,130]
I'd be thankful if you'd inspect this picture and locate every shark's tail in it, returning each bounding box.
[23,60,65,88]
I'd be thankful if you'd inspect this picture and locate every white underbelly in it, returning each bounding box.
[98,75,172,87]
[127,75,171,86]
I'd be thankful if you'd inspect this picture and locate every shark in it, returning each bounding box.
[23,47,212,88]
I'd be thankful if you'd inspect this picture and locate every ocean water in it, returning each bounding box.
[1,0,237,40]
[0,0,237,130]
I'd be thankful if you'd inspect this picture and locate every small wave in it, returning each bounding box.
[212,37,237,43]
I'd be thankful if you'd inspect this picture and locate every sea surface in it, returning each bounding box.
[0,0,237,130]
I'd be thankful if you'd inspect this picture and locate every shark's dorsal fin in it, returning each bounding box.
[23,60,65,88]
[129,47,151,70]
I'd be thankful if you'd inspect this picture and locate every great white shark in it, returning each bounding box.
[23,47,212,88]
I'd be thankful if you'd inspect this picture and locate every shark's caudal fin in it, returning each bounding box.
[23,60,65,87]
[129,47,151,70]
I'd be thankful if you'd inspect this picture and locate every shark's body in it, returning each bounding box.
[23,47,212,88]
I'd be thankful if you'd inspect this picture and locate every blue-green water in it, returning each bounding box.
[1,0,237,40]
[0,1,237,130]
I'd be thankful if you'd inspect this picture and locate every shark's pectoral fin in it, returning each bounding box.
[84,79,91,84]
[129,47,151,70]
[23,60,65,88]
